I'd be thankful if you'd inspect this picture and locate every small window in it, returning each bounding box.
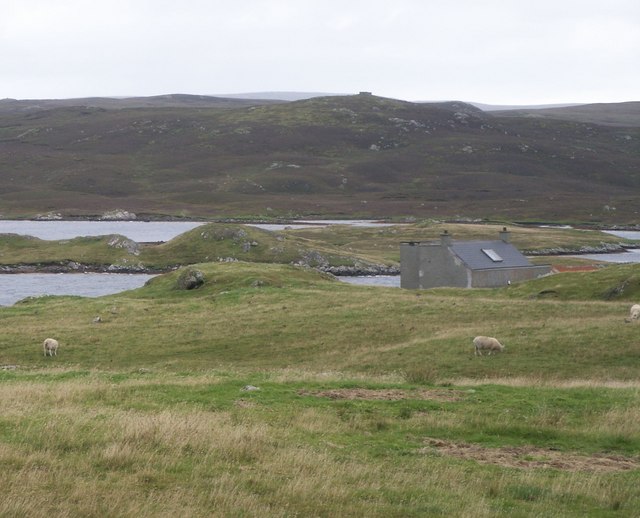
[482,248,503,262]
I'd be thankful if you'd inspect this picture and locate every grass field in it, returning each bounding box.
[1,259,640,516]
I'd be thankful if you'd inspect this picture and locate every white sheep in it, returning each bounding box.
[624,304,640,323]
[473,336,505,356]
[43,338,59,357]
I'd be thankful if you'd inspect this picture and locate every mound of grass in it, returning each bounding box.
[138,223,383,269]
[135,261,335,299]
[0,223,389,271]
[0,233,140,267]
[504,263,640,301]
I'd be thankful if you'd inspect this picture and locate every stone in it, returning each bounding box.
[176,268,205,290]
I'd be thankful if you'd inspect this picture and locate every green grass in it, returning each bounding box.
[2,259,640,516]
[0,369,638,517]
[502,262,640,301]
[284,221,631,264]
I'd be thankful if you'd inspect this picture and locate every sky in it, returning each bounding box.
[1,0,639,105]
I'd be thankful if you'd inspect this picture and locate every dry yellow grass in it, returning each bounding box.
[0,369,638,516]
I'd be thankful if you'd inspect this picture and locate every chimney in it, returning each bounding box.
[499,227,511,243]
[440,230,452,246]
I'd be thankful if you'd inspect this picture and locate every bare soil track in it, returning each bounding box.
[421,437,640,472]
[298,388,464,402]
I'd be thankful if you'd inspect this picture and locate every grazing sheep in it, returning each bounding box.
[473,336,505,356]
[625,304,640,323]
[43,338,59,357]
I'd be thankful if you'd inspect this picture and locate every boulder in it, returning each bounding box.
[176,268,205,290]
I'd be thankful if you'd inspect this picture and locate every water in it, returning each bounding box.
[573,230,640,263]
[0,273,156,306]
[603,230,640,240]
[0,220,205,242]
[570,249,640,264]
[338,275,400,287]
[249,220,403,231]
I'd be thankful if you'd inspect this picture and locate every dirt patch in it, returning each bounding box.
[421,437,640,473]
[298,388,463,402]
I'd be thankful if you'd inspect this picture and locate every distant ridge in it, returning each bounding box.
[0,94,283,112]
[471,102,584,111]
[490,101,640,127]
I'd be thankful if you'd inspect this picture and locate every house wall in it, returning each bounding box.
[400,242,469,289]
[400,242,420,289]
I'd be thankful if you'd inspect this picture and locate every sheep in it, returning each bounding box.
[43,338,59,357]
[624,304,640,323]
[473,336,505,356]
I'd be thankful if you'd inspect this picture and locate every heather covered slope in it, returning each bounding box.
[491,101,640,127]
[1,94,638,222]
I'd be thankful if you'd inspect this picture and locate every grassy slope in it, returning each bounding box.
[1,262,640,515]
[0,234,139,266]
[3,260,640,376]
[2,261,640,515]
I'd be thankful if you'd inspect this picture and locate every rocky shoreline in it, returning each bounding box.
[0,261,400,277]
[319,265,400,276]
[524,242,638,256]
[0,262,170,275]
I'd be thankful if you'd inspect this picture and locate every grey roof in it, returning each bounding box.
[449,240,532,270]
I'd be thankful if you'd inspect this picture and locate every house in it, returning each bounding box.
[400,228,551,289]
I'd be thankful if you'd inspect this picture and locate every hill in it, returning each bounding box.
[0,93,639,222]
[491,101,640,127]
[0,93,283,113]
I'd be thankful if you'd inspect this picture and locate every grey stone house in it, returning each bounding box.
[400,228,551,289]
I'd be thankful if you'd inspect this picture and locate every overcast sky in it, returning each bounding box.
[1,0,638,104]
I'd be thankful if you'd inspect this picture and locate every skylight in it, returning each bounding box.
[482,248,503,262]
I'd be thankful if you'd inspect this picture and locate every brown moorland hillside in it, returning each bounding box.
[0,94,638,223]
[490,101,640,127]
